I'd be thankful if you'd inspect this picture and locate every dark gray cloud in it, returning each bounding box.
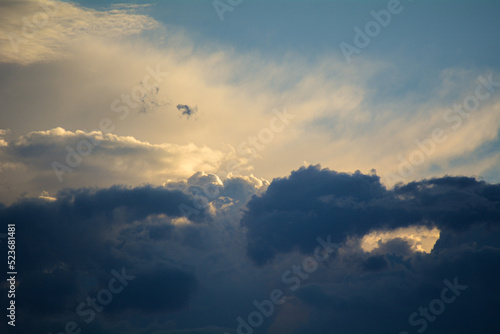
[1,166,500,334]
[290,244,500,334]
[177,104,198,118]
[373,237,414,257]
[0,185,206,333]
[360,254,388,272]
[0,174,271,334]
[105,265,198,314]
[242,165,500,265]
[239,165,500,333]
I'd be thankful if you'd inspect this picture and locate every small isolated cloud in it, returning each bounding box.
[177,104,198,119]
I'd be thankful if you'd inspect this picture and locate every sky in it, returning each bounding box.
[0,0,500,333]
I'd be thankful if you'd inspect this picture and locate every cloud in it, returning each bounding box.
[0,184,206,332]
[105,265,198,314]
[360,255,388,272]
[177,104,198,118]
[0,172,274,333]
[289,245,500,334]
[138,83,168,114]
[360,225,440,253]
[0,127,236,204]
[0,1,499,332]
[0,166,500,333]
[242,165,500,265]
[0,0,159,65]
[2,3,499,190]
[234,165,500,333]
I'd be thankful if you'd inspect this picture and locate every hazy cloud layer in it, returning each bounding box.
[0,0,158,65]
[0,128,238,203]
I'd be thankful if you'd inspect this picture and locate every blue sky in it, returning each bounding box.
[76,0,500,66]
[1,1,500,333]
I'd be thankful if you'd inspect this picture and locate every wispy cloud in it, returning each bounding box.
[0,0,158,65]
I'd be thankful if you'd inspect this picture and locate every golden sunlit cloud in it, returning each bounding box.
[361,225,441,254]
[0,0,158,65]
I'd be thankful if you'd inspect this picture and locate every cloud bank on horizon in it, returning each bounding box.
[0,0,500,333]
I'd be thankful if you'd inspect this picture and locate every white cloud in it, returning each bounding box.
[0,0,158,65]
[0,127,246,203]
